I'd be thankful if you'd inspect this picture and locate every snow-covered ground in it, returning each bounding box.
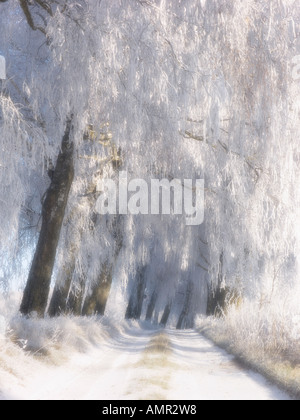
[0,321,291,401]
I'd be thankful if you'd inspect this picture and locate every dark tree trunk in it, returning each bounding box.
[48,255,76,317]
[145,290,158,321]
[176,281,194,330]
[160,301,172,327]
[48,277,72,317]
[20,118,74,317]
[207,287,231,317]
[82,215,124,317]
[82,264,113,316]
[207,287,239,317]
[48,186,99,317]
[206,252,225,317]
[125,266,147,320]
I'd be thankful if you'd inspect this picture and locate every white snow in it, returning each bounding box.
[0,322,290,401]
[166,331,290,401]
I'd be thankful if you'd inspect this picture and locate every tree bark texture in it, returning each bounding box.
[20,118,74,316]
[176,281,194,330]
[125,265,147,320]
[160,301,172,327]
[145,290,158,321]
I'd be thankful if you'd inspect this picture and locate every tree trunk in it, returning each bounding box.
[48,254,76,317]
[48,183,101,317]
[206,252,225,317]
[160,301,172,327]
[145,290,158,321]
[20,118,74,317]
[82,215,124,317]
[176,281,194,330]
[48,277,73,317]
[82,264,113,316]
[66,278,85,316]
[125,265,147,320]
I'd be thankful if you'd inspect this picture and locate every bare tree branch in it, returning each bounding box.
[197,262,209,272]
[199,237,208,246]
[180,130,204,142]
[19,0,46,34]
[180,129,263,182]
[35,0,53,16]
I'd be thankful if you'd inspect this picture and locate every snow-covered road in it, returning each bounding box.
[0,326,290,400]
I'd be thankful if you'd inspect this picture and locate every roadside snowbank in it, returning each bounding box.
[0,292,130,400]
[0,294,156,400]
[196,299,300,399]
[0,294,293,400]
[0,293,127,356]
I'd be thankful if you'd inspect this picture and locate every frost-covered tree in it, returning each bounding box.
[0,0,299,327]
[0,0,116,315]
[21,117,74,316]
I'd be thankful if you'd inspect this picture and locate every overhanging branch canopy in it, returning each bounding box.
[0,0,63,34]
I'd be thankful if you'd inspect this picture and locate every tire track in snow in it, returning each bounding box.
[0,326,292,400]
[165,330,291,400]
[125,332,177,400]
[121,329,290,400]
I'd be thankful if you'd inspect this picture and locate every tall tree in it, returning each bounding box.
[145,290,158,322]
[21,118,74,316]
[160,301,172,327]
[82,215,124,317]
[0,0,298,327]
[125,266,148,321]
[176,282,194,330]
